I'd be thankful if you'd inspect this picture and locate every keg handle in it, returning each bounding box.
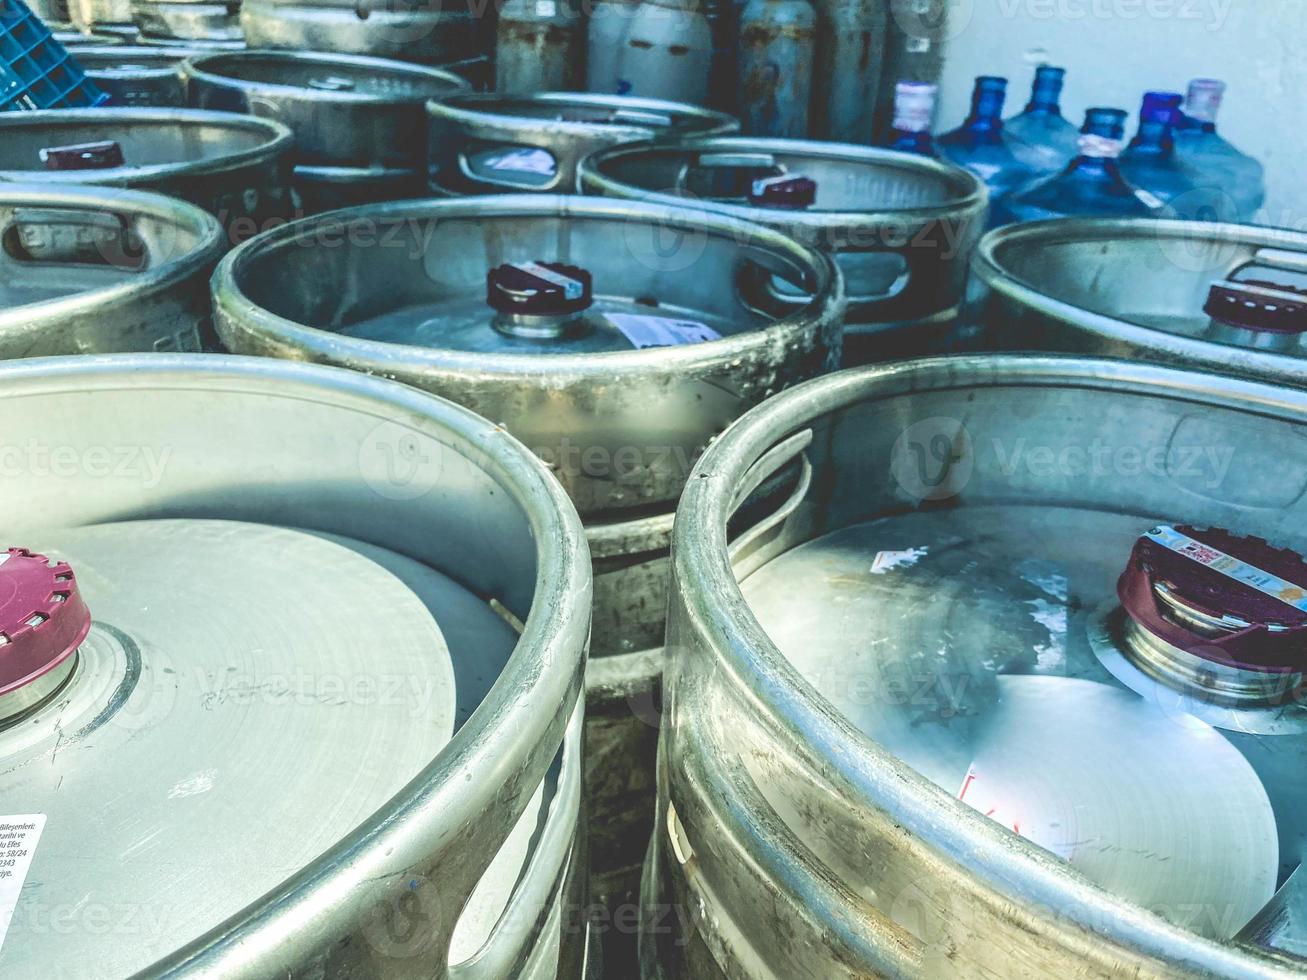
[448,701,584,979]
[455,143,566,192]
[4,206,144,270]
[664,704,924,975]
[674,152,784,199]
[1246,247,1307,277]
[727,429,813,566]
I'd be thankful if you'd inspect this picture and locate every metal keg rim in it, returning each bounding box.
[673,353,1307,975]
[211,193,845,381]
[0,108,293,184]
[64,43,203,72]
[974,217,1307,379]
[0,351,591,975]
[0,183,224,330]
[579,136,988,231]
[183,47,472,103]
[426,91,740,141]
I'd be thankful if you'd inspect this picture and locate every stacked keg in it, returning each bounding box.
[580,137,986,363]
[208,193,845,973]
[427,92,739,195]
[185,49,468,211]
[650,353,1307,976]
[0,355,593,978]
[0,108,295,239]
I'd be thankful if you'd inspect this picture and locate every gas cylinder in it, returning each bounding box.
[809,0,884,142]
[495,0,584,93]
[737,0,815,138]
[875,0,949,140]
[586,0,712,104]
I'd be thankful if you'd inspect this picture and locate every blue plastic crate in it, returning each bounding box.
[0,0,107,110]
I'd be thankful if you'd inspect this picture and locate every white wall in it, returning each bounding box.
[933,0,1305,223]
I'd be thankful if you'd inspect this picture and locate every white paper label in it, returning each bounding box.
[0,815,46,953]
[1144,525,1307,611]
[870,548,928,574]
[535,0,556,14]
[487,147,557,175]
[606,314,721,349]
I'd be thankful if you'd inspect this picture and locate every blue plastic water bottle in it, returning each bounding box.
[1121,91,1198,209]
[1174,78,1265,222]
[938,76,1035,211]
[996,107,1160,224]
[1006,65,1080,177]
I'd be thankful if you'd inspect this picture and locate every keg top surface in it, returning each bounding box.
[675,355,1307,967]
[581,137,986,222]
[429,91,739,137]
[185,49,470,102]
[0,354,589,977]
[0,109,293,183]
[975,218,1307,368]
[215,194,840,369]
[0,520,461,977]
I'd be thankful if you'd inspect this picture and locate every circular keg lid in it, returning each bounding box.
[1119,525,1307,673]
[1204,280,1307,336]
[0,549,90,698]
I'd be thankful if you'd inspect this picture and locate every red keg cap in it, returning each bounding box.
[1118,525,1307,673]
[486,261,593,317]
[40,140,126,171]
[748,174,817,209]
[0,549,91,697]
[1203,280,1307,336]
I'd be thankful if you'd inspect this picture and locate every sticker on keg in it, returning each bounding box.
[0,815,46,953]
[870,547,928,574]
[535,0,557,13]
[606,314,721,349]
[486,148,557,176]
[1144,525,1307,612]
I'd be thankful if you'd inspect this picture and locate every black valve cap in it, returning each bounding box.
[1204,279,1307,336]
[747,174,817,209]
[487,261,594,316]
